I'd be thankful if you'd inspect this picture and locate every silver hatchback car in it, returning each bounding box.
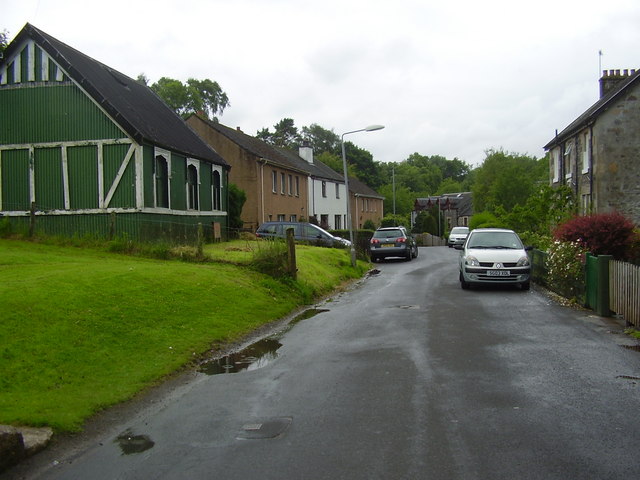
[458,228,531,290]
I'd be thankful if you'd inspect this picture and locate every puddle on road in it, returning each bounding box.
[115,429,155,455]
[199,308,329,375]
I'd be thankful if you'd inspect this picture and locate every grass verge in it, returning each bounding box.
[0,238,369,432]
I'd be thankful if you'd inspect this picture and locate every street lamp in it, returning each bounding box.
[341,124,385,267]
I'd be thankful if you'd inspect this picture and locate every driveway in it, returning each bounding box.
[6,247,640,479]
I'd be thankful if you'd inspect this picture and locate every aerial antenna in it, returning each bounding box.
[598,50,603,78]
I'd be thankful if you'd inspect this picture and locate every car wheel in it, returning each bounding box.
[459,271,470,290]
[405,250,412,261]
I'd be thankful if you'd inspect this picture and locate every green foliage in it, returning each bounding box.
[380,214,410,228]
[472,149,547,214]
[301,124,341,154]
[0,217,12,237]
[228,183,247,237]
[412,209,441,235]
[250,240,290,278]
[150,76,229,120]
[469,211,503,229]
[553,212,636,260]
[378,184,416,216]
[362,219,377,230]
[546,240,587,300]
[256,118,300,147]
[0,29,8,55]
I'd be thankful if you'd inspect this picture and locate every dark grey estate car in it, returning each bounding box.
[369,226,418,262]
[256,221,350,247]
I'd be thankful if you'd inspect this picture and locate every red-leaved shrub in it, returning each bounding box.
[553,212,637,260]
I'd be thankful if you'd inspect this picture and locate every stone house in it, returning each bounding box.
[413,192,473,234]
[544,69,640,225]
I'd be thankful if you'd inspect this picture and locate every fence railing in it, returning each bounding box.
[610,260,640,328]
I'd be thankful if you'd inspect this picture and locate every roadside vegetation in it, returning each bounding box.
[0,236,368,432]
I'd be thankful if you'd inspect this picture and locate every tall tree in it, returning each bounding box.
[257,118,300,147]
[301,124,340,154]
[149,77,229,120]
[472,149,546,213]
[0,29,9,55]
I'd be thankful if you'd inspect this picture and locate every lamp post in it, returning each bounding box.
[341,124,385,267]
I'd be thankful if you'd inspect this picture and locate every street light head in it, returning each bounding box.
[364,125,385,132]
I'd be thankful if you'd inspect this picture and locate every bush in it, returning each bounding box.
[546,240,587,301]
[553,212,636,260]
[469,211,503,229]
[251,239,290,278]
[0,217,13,237]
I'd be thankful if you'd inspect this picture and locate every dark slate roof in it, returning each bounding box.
[544,69,640,150]
[348,176,384,199]
[274,147,344,182]
[189,116,307,173]
[6,24,227,167]
[189,115,345,182]
[415,192,472,215]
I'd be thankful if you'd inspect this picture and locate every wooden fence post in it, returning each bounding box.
[286,227,297,280]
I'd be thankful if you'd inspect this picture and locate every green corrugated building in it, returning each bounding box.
[0,24,230,243]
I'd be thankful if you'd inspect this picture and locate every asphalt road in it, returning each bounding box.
[7,246,640,479]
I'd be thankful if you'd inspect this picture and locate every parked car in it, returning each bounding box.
[255,221,350,247]
[458,228,531,290]
[448,226,469,248]
[369,226,418,262]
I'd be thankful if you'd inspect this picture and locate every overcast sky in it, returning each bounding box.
[4,0,640,166]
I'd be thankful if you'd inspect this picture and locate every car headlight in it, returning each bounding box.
[465,255,480,267]
[516,256,530,267]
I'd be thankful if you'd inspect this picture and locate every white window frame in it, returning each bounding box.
[582,131,591,174]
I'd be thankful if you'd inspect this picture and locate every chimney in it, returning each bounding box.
[299,141,313,164]
[599,69,637,98]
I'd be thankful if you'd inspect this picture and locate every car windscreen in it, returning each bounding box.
[451,227,468,234]
[467,232,522,249]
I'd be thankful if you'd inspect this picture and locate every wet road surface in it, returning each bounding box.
[6,247,640,479]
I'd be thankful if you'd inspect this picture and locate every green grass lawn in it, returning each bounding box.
[0,239,368,432]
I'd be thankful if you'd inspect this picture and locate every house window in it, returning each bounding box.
[582,131,591,174]
[322,181,327,198]
[335,183,340,199]
[581,194,591,215]
[272,170,277,193]
[320,214,329,229]
[334,215,341,229]
[154,155,170,208]
[552,149,560,183]
[212,170,221,210]
[288,175,293,196]
[295,176,300,197]
[187,163,199,210]
[290,215,297,222]
[281,173,286,194]
[564,143,573,181]
[277,214,286,221]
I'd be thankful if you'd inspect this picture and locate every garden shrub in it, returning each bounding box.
[251,239,290,278]
[553,212,636,260]
[546,240,587,301]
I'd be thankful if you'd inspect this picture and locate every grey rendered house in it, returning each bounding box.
[0,24,230,242]
[544,69,640,225]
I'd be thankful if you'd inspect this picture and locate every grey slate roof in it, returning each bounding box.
[348,176,384,199]
[544,69,640,150]
[190,116,344,182]
[6,24,227,167]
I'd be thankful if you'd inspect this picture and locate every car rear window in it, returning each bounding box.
[374,229,403,239]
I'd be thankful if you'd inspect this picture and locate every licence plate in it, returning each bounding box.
[487,270,510,276]
[381,244,395,248]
